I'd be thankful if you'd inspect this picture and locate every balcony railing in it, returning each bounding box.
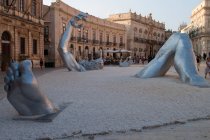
[189,31,210,38]
[134,36,165,45]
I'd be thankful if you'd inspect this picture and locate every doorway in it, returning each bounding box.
[1,31,11,71]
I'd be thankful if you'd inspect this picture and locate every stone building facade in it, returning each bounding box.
[0,0,44,71]
[43,0,127,67]
[181,0,210,56]
[107,11,166,58]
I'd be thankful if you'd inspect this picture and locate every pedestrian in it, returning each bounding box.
[40,58,43,70]
[203,53,207,61]
[205,57,210,78]
[196,55,201,71]
[31,59,33,69]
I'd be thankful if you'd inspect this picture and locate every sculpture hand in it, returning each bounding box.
[4,60,56,116]
[70,12,88,28]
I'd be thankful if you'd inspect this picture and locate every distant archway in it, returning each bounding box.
[1,31,11,71]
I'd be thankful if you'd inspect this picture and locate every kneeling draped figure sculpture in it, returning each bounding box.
[58,12,103,72]
[4,60,57,117]
[135,33,210,87]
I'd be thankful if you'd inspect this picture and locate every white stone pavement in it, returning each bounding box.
[0,63,210,140]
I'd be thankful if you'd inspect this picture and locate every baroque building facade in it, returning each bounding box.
[107,11,166,58]
[0,0,44,71]
[181,0,210,56]
[43,0,127,67]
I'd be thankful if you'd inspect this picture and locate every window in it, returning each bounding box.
[44,49,48,56]
[99,32,103,43]
[139,28,142,33]
[31,0,36,16]
[208,19,210,28]
[85,30,88,40]
[79,46,82,55]
[106,34,109,43]
[3,0,9,6]
[33,39,37,54]
[113,35,116,43]
[207,40,210,50]
[44,26,49,41]
[19,0,24,12]
[44,26,49,36]
[78,29,81,38]
[120,36,123,44]
[92,30,96,40]
[20,37,25,54]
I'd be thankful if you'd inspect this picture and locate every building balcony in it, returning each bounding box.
[106,42,112,46]
[189,31,210,39]
[113,43,117,46]
[119,43,125,48]
[0,5,44,25]
[70,37,77,42]
[134,36,164,46]
[92,40,99,45]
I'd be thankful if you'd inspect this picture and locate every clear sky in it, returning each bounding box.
[43,0,202,31]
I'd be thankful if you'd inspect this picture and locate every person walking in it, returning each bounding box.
[40,58,43,70]
[196,55,201,71]
[205,57,210,78]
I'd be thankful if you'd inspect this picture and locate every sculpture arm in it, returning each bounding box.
[59,12,87,52]
[58,12,87,71]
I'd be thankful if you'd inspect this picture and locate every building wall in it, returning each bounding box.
[0,0,44,70]
[182,0,210,56]
[107,11,166,58]
[43,0,127,67]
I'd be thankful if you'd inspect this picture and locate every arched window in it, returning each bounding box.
[31,0,36,16]
[1,31,11,41]
[139,28,142,33]
[153,32,157,36]
[144,30,148,34]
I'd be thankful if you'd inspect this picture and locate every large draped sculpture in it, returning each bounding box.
[135,33,210,88]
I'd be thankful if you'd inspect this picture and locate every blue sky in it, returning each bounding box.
[43,0,201,31]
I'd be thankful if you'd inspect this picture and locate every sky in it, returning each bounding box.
[43,0,202,31]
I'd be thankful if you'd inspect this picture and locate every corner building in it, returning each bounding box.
[107,11,166,58]
[181,0,210,56]
[0,0,44,71]
[43,0,127,67]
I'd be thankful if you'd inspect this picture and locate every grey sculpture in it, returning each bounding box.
[58,12,103,71]
[4,60,57,117]
[79,58,104,70]
[119,57,133,67]
[135,33,210,87]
